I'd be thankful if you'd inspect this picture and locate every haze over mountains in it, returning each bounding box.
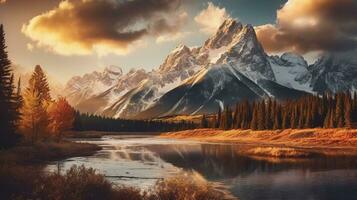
[63,19,357,119]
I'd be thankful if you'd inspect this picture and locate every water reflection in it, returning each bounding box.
[148,144,357,179]
[47,136,357,200]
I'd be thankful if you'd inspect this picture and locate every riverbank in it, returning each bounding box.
[67,131,163,139]
[0,140,101,165]
[160,128,357,157]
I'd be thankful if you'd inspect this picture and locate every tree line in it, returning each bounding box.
[201,93,357,130]
[0,25,76,148]
[73,112,197,132]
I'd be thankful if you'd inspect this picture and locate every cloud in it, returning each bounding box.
[194,2,231,34]
[22,0,187,56]
[26,43,34,51]
[256,0,357,53]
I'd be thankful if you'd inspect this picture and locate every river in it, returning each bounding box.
[46,135,357,200]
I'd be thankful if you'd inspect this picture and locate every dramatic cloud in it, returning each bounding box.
[195,2,231,34]
[22,0,187,56]
[256,0,357,53]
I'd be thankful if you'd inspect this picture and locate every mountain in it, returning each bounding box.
[64,19,356,119]
[64,65,124,108]
[268,53,312,92]
[136,24,307,118]
[308,51,357,94]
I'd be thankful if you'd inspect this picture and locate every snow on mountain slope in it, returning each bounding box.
[64,65,123,107]
[269,53,312,92]
[137,63,308,119]
[74,68,150,115]
[309,51,357,94]
[216,24,276,83]
[97,44,204,119]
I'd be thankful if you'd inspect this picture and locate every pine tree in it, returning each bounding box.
[273,105,281,130]
[290,105,298,129]
[216,107,222,128]
[335,93,344,128]
[200,114,209,128]
[250,103,258,130]
[211,115,217,129]
[20,65,52,141]
[29,65,51,103]
[257,101,265,130]
[344,93,352,128]
[0,24,19,148]
[265,98,272,129]
[20,83,48,142]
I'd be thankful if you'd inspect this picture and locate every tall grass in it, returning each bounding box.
[0,165,224,200]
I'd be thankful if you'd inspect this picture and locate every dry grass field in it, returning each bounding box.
[160,128,357,157]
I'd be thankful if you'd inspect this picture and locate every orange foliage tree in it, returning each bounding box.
[48,97,75,140]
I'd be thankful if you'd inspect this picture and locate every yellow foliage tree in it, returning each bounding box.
[20,83,49,142]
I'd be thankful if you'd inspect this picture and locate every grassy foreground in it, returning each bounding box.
[160,128,357,157]
[0,141,101,165]
[0,164,223,200]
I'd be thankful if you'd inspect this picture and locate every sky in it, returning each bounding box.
[1,0,356,82]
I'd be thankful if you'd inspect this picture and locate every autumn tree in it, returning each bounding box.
[20,66,51,142]
[20,83,48,142]
[48,97,75,140]
[29,65,51,102]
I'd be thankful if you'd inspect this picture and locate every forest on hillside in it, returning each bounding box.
[72,112,197,132]
[201,93,357,130]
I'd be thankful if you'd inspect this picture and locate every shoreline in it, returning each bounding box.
[0,140,101,166]
[160,128,357,158]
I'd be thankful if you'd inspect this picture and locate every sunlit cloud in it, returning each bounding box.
[26,43,34,51]
[194,2,231,35]
[22,0,186,56]
[256,0,357,53]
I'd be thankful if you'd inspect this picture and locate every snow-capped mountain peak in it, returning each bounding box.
[216,24,276,82]
[203,18,243,50]
[158,44,197,73]
[104,65,123,76]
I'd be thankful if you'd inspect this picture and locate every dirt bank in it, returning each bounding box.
[160,128,357,157]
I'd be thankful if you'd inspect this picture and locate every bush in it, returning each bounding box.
[148,175,222,200]
[34,165,114,200]
[0,165,226,200]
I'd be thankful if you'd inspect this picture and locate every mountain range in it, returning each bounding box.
[63,19,357,119]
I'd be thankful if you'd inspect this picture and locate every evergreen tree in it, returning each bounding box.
[29,65,51,103]
[257,101,265,130]
[250,103,258,130]
[216,107,222,128]
[273,105,281,130]
[200,114,209,128]
[20,83,48,142]
[344,93,352,128]
[20,65,52,141]
[0,24,18,148]
[265,98,272,129]
[335,93,344,128]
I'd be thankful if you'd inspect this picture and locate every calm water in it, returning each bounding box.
[46,135,357,200]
